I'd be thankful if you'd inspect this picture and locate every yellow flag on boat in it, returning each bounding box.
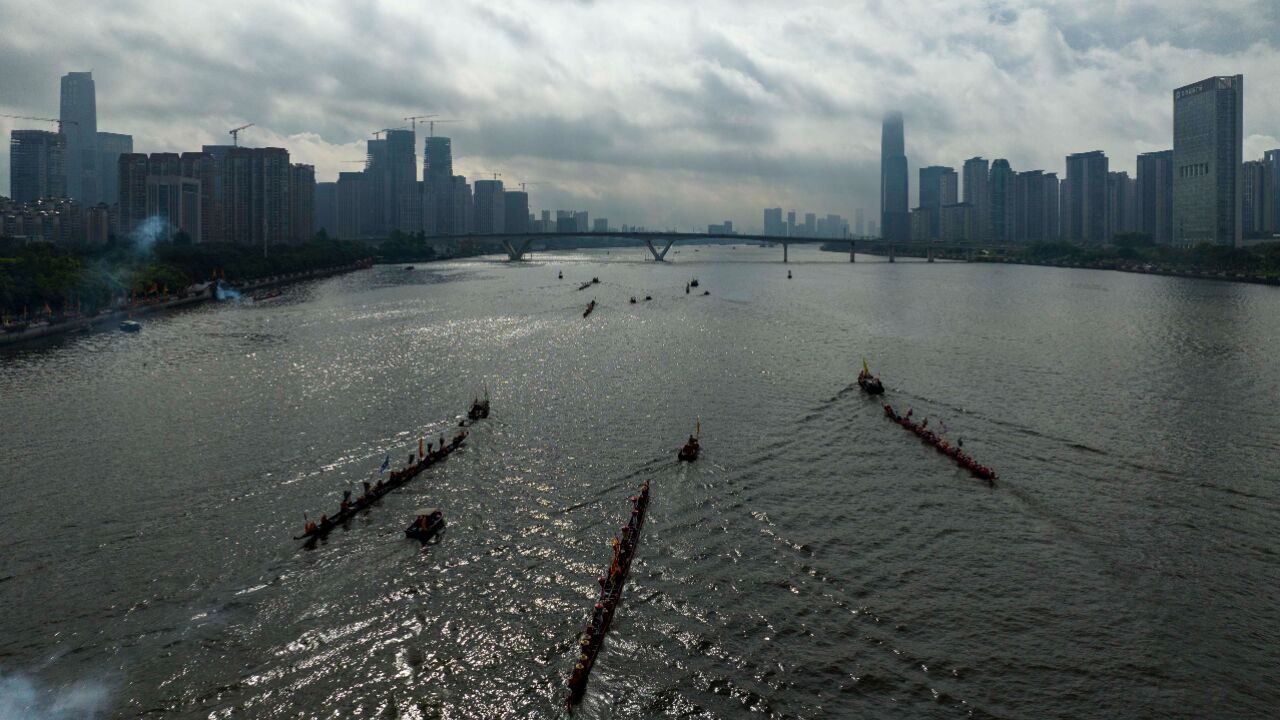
[695,419,701,437]
[862,357,870,375]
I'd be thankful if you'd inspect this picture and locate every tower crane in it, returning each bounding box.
[0,114,78,133]
[229,123,253,146]
[517,182,541,192]
[404,115,437,133]
[426,119,455,137]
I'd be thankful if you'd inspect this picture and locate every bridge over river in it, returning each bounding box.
[419,231,1019,263]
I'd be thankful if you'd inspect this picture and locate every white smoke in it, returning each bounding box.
[129,215,167,252]
[0,671,112,720]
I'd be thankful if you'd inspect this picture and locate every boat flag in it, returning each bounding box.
[379,453,390,474]
[695,418,701,438]
[419,437,425,459]
[862,357,870,375]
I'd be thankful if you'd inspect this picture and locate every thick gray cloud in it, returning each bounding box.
[1,0,1278,232]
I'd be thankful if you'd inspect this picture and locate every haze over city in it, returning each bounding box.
[2,0,1279,230]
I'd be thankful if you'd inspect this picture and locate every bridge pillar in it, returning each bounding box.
[783,242,789,263]
[644,238,676,262]
[889,244,895,262]
[502,237,534,261]
[849,240,855,262]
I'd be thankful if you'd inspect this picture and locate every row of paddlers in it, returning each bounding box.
[882,404,997,482]
[294,430,469,542]
[565,478,651,711]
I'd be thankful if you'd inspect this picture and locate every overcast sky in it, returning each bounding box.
[2,0,1278,231]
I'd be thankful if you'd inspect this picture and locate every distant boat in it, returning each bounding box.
[787,270,792,279]
[689,278,699,288]
[583,300,597,318]
[119,320,141,333]
[404,265,415,270]
[404,508,445,542]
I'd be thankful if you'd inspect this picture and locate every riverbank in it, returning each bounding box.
[0,260,371,349]
[972,256,1280,286]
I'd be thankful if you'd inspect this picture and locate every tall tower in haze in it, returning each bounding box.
[880,111,909,241]
[60,71,100,204]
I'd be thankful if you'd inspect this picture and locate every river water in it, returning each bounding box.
[1,245,1278,719]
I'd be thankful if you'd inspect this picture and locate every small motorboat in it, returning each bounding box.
[583,300,596,318]
[629,296,637,304]
[558,270,563,279]
[643,295,652,301]
[787,270,792,279]
[405,508,445,541]
[119,320,142,333]
[702,290,710,296]
[689,278,699,288]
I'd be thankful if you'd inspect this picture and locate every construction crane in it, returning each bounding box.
[0,114,78,132]
[425,119,455,137]
[489,172,502,180]
[517,182,541,192]
[372,126,408,139]
[403,115,437,133]
[229,123,253,146]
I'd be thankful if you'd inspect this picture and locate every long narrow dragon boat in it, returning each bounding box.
[565,479,651,710]
[294,432,467,543]
[882,404,996,482]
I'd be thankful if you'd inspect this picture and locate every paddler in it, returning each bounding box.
[304,517,317,534]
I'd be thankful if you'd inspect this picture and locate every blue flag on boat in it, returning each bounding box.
[379,453,390,474]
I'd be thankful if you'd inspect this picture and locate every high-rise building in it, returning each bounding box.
[854,207,865,235]
[868,220,877,237]
[289,163,315,243]
[1136,150,1174,244]
[59,71,99,204]
[1014,170,1047,243]
[989,159,1017,242]
[574,211,589,232]
[180,152,218,244]
[9,130,66,202]
[385,129,417,233]
[145,174,202,243]
[1242,159,1274,237]
[117,153,149,237]
[940,202,974,242]
[96,132,132,206]
[423,136,453,234]
[918,165,956,239]
[540,209,551,233]
[1107,171,1137,238]
[336,172,365,239]
[763,207,784,236]
[592,218,608,232]
[1064,150,1109,242]
[880,111,909,242]
[473,179,505,234]
[1265,150,1280,234]
[250,148,291,246]
[803,212,816,236]
[504,190,529,233]
[452,176,473,234]
[786,210,796,236]
[314,181,337,236]
[1044,172,1060,240]
[1173,75,1243,247]
[963,157,990,241]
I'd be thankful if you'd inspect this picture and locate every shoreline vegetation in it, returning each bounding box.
[822,234,1280,285]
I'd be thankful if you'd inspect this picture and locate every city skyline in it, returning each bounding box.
[2,1,1280,231]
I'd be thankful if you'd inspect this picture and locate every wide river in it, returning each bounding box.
[2,245,1278,719]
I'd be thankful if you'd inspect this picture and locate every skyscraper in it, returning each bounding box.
[1106,171,1136,237]
[854,207,865,236]
[1173,75,1243,247]
[1266,150,1280,234]
[763,207,784,236]
[989,159,1016,242]
[180,151,218,243]
[423,136,453,234]
[289,163,315,243]
[962,157,990,241]
[1136,150,1174,244]
[9,130,66,202]
[336,172,365,239]
[1242,159,1274,237]
[117,153,149,237]
[918,165,956,240]
[96,132,132,206]
[504,190,529,233]
[314,182,337,236]
[1064,151,1109,242]
[59,71,99,204]
[880,111,909,242]
[473,179,504,233]
[1014,170,1047,243]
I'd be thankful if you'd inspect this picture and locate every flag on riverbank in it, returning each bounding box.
[379,453,390,474]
